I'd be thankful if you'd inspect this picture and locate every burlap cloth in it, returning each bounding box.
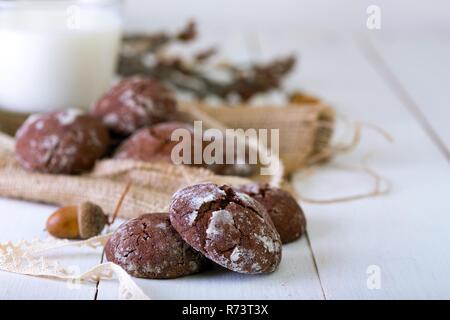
[0,102,334,219]
[0,102,337,299]
[178,102,335,174]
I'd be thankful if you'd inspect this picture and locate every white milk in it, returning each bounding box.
[0,3,122,112]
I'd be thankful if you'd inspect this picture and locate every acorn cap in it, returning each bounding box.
[77,201,108,239]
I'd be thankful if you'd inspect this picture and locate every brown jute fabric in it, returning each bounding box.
[177,102,335,174]
[0,138,253,219]
[0,102,334,219]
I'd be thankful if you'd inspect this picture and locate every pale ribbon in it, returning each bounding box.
[0,233,150,300]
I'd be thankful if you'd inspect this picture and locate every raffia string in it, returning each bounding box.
[306,120,394,166]
[297,120,394,204]
[0,109,390,210]
[0,99,393,299]
[298,157,391,204]
[0,101,392,210]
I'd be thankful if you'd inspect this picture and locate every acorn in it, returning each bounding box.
[46,202,108,239]
[45,182,131,240]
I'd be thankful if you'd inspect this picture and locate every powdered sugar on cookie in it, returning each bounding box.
[56,109,82,126]
[169,183,282,274]
[206,210,234,237]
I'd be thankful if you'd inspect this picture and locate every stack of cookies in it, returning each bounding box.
[14,76,250,177]
[13,75,307,279]
[105,182,306,278]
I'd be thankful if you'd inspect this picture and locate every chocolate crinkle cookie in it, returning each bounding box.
[237,183,307,244]
[91,76,177,136]
[105,213,207,279]
[169,183,282,274]
[114,121,196,164]
[15,109,109,174]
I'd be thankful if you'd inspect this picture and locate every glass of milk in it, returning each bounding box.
[0,0,122,113]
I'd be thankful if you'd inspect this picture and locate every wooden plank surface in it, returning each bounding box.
[367,33,450,158]
[97,238,325,300]
[0,198,102,299]
[1,29,450,299]
[257,31,450,299]
[95,32,326,300]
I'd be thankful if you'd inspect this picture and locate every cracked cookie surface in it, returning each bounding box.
[15,109,109,174]
[105,213,207,279]
[237,183,307,243]
[91,76,177,136]
[114,121,195,164]
[169,183,282,274]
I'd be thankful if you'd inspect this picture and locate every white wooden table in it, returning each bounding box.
[1,4,450,299]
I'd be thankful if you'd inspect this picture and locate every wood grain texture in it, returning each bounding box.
[257,31,450,299]
[367,33,450,158]
[0,198,102,299]
[2,27,450,299]
[95,31,326,300]
[97,238,325,300]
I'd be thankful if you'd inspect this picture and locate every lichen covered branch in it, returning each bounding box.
[118,21,296,102]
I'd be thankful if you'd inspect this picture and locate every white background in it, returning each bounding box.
[123,0,450,33]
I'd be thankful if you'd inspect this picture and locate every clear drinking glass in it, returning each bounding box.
[0,0,123,113]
